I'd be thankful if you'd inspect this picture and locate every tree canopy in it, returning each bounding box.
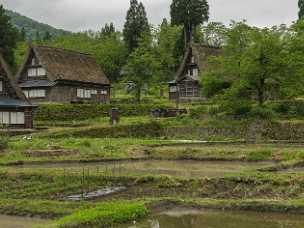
[170,0,209,46]
[123,0,150,54]
[203,21,303,111]
[155,19,183,84]
[123,33,160,102]
[299,0,304,19]
[101,23,116,38]
[0,5,19,66]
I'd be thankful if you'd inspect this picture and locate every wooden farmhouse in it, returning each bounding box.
[0,54,35,129]
[17,45,111,104]
[169,43,221,102]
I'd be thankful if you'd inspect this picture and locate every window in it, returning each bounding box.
[193,68,198,77]
[27,67,46,77]
[100,90,107,95]
[10,112,25,124]
[85,90,91,98]
[91,90,97,95]
[23,90,29,98]
[191,56,195,63]
[77,89,84,98]
[23,89,46,98]
[77,89,98,98]
[31,58,37,66]
[0,112,24,125]
[28,68,36,77]
[169,86,177,93]
[0,112,9,124]
[0,81,2,92]
[37,68,46,76]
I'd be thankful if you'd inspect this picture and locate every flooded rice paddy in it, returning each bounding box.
[0,215,49,228]
[119,209,304,228]
[278,166,304,173]
[17,160,274,178]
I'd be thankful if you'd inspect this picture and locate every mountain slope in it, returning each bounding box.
[5,9,70,40]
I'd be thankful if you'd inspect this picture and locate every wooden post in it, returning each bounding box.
[110,108,120,125]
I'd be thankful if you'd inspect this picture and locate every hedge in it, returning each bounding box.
[42,122,163,139]
[34,103,174,121]
[269,100,304,117]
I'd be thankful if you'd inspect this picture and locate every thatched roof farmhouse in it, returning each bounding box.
[17,45,110,104]
[169,43,222,102]
[0,54,35,129]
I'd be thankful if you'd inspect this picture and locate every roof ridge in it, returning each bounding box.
[0,54,31,103]
[33,45,93,57]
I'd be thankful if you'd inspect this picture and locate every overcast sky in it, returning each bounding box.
[0,0,299,32]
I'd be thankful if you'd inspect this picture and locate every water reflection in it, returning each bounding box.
[0,215,49,228]
[120,209,304,228]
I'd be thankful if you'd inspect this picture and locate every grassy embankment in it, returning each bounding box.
[1,100,304,226]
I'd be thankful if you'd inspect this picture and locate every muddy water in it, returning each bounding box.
[17,160,274,178]
[120,209,304,228]
[0,215,49,228]
[279,167,304,173]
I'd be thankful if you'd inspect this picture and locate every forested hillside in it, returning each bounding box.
[5,9,70,40]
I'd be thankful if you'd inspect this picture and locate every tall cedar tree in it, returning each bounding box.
[0,5,19,66]
[123,0,150,54]
[101,23,116,38]
[170,0,209,47]
[300,0,304,19]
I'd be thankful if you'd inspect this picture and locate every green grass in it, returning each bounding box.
[3,135,304,165]
[0,137,177,165]
[56,201,148,228]
[0,199,90,218]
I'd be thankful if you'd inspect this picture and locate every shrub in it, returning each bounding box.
[247,150,272,161]
[269,100,304,117]
[189,105,209,118]
[220,100,252,118]
[249,106,275,120]
[208,105,221,116]
[0,135,9,151]
[43,122,163,139]
[294,101,304,116]
[35,103,174,121]
[270,102,290,115]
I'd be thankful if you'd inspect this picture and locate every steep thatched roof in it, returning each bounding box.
[0,54,29,102]
[175,43,222,82]
[17,45,110,85]
[191,43,222,72]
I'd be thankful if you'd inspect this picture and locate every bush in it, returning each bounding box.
[269,102,290,115]
[269,100,304,117]
[43,122,163,139]
[220,100,252,118]
[0,135,9,151]
[247,150,272,161]
[189,105,209,118]
[35,103,174,121]
[249,106,275,120]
